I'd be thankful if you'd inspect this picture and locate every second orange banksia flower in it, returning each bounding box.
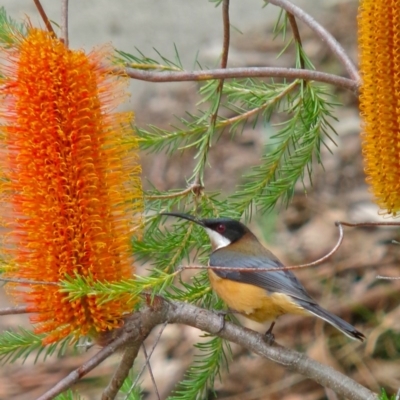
[358,0,400,215]
[0,28,143,343]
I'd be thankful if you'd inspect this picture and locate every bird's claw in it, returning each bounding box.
[264,321,276,345]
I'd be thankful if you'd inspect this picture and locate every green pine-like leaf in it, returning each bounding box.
[378,388,398,400]
[54,389,85,400]
[231,81,338,213]
[168,335,231,400]
[0,7,26,47]
[0,328,75,364]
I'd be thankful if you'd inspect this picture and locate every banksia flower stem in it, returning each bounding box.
[0,28,143,343]
[358,0,400,215]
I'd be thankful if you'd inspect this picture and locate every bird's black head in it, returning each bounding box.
[161,212,250,250]
[200,218,249,243]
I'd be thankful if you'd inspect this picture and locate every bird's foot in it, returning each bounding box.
[211,309,238,333]
[264,321,276,345]
[212,308,238,318]
[211,309,229,333]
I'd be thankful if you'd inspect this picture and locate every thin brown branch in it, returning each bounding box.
[340,220,400,280]
[287,12,305,69]
[37,300,377,400]
[32,0,55,36]
[267,0,360,82]
[142,343,160,400]
[194,0,231,185]
[179,220,344,273]
[376,275,400,280]
[339,221,400,227]
[146,183,203,200]
[117,66,358,93]
[0,306,29,315]
[126,322,167,399]
[101,344,141,400]
[61,0,69,46]
[0,277,58,286]
[220,0,230,70]
[125,63,181,72]
[210,0,230,117]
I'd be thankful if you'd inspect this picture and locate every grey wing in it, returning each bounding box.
[210,250,315,304]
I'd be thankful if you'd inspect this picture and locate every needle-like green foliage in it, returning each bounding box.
[0,328,76,364]
[168,336,232,400]
[0,7,25,47]
[379,389,398,400]
[231,82,338,213]
[120,375,144,400]
[54,390,85,400]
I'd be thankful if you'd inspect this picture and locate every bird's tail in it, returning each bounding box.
[297,300,365,341]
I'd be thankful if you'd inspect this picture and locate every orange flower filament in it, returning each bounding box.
[0,29,142,343]
[358,1,400,215]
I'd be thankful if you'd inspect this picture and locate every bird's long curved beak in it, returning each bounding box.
[160,212,205,226]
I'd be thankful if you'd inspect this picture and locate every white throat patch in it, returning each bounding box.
[204,228,231,250]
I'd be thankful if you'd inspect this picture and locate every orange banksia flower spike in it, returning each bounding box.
[0,28,143,343]
[358,1,400,215]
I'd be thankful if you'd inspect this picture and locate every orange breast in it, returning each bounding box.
[208,270,308,322]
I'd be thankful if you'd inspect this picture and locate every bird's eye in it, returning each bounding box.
[216,223,226,233]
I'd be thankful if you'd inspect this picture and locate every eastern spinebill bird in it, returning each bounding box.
[162,213,365,341]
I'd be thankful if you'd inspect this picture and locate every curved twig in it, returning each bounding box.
[117,66,358,93]
[267,0,360,82]
[335,220,400,281]
[180,221,344,273]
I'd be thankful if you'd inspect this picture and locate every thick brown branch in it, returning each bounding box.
[168,302,376,400]
[116,66,358,93]
[101,344,141,400]
[37,299,377,400]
